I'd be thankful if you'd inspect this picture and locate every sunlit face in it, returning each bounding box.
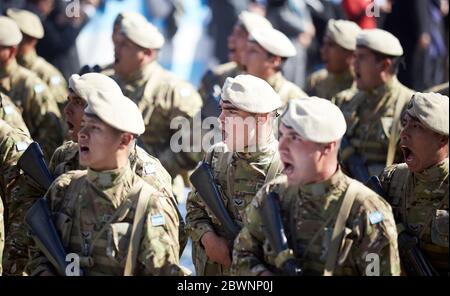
[78,115,124,170]
[278,124,325,185]
[320,36,354,74]
[64,91,86,142]
[400,113,448,173]
[217,100,260,151]
[353,47,384,91]
[243,41,272,78]
[0,46,14,68]
[113,36,146,77]
[228,24,249,64]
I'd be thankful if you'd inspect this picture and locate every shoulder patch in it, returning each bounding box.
[50,76,62,85]
[179,88,192,97]
[150,213,165,227]
[34,84,45,94]
[143,163,155,176]
[368,211,384,225]
[16,141,29,152]
[3,105,14,115]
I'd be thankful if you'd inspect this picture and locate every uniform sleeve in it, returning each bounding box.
[185,188,215,243]
[138,191,184,275]
[23,77,64,161]
[231,187,271,276]
[349,195,401,276]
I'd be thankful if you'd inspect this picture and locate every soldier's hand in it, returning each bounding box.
[201,231,232,267]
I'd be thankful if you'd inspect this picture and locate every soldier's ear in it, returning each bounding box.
[322,141,337,155]
[119,133,134,148]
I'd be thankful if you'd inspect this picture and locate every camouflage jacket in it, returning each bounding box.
[0,60,64,160]
[232,169,401,276]
[379,159,449,274]
[17,50,68,113]
[0,119,32,276]
[306,69,354,100]
[186,139,282,275]
[111,62,203,178]
[334,77,414,176]
[26,165,183,276]
[267,72,307,106]
[48,140,187,252]
[0,198,4,275]
[0,92,30,136]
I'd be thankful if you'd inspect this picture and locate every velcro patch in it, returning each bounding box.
[369,211,384,225]
[3,105,14,115]
[143,163,155,176]
[16,141,29,151]
[151,214,165,227]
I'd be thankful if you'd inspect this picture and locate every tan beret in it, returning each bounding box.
[249,27,296,58]
[406,92,449,136]
[0,16,23,46]
[326,19,361,51]
[357,29,403,56]
[6,8,44,39]
[121,16,164,49]
[238,10,272,34]
[84,91,145,135]
[221,74,282,114]
[281,97,347,143]
[69,73,123,102]
[114,11,147,26]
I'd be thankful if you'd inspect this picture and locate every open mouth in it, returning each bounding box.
[401,145,415,164]
[282,161,294,176]
[79,145,90,154]
[66,121,74,131]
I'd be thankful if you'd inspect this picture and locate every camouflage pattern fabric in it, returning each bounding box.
[267,72,307,106]
[306,69,355,100]
[0,91,30,136]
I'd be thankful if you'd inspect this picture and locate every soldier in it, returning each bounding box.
[232,97,401,276]
[306,19,361,100]
[0,197,3,275]
[0,118,32,275]
[243,26,307,105]
[7,8,68,113]
[26,79,184,276]
[0,16,64,160]
[333,29,415,179]
[379,92,449,276]
[186,74,284,276]
[111,15,203,197]
[198,11,272,118]
[0,91,30,136]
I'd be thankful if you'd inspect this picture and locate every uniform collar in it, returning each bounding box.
[415,158,449,183]
[298,166,347,197]
[267,72,284,90]
[17,49,38,69]
[120,60,158,83]
[86,163,132,190]
[235,135,278,161]
[330,69,353,83]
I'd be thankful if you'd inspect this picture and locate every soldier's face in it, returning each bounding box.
[228,25,248,64]
[400,113,448,173]
[278,124,324,185]
[0,46,15,67]
[114,37,146,76]
[218,101,258,151]
[321,36,353,74]
[354,47,384,91]
[243,41,272,78]
[64,92,86,142]
[78,115,124,170]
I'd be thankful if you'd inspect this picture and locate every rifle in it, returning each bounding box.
[261,192,303,276]
[18,142,69,275]
[340,136,370,184]
[189,162,240,240]
[365,176,437,276]
[17,142,54,191]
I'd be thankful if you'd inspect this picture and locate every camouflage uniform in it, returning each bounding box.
[112,62,203,179]
[306,69,355,100]
[334,78,414,176]
[26,165,183,276]
[17,49,68,113]
[0,91,30,136]
[0,60,64,160]
[232,170,401,276]
[379,159,449,275]
[0,119,32,275]
[186,139,282,275]
[0,197,3,275]
[267,72,307,106]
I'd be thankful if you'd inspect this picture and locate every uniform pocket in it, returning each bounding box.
[54,212,72,248]
[430,209,449,247]
[107,222,132,264]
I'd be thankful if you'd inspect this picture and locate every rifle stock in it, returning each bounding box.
[17,142,54,190]
[341,137,370,183]
[190,162,240,240]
